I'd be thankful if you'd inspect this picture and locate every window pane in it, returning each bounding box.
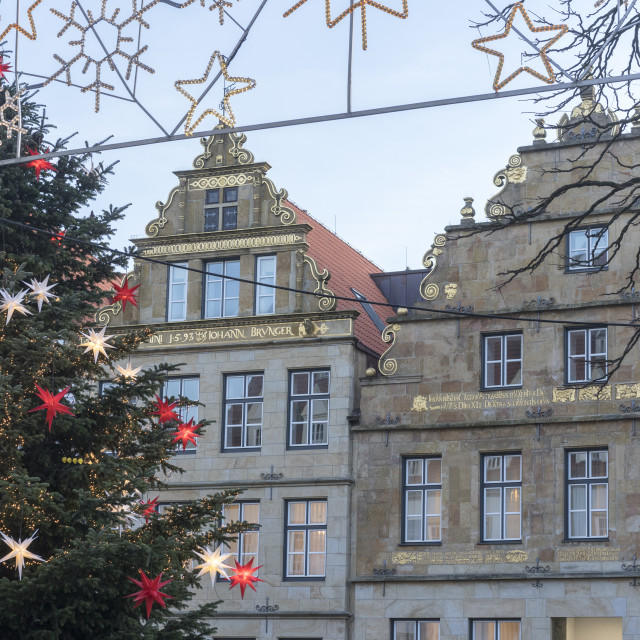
[309,501,326,524]
[292,400,308,423]
[226,404,243,426]
[258,295,274,315]
[312,371,330,394]
[426,458,441,484]
[505,487,520,513]
[591,483,607,510]
[485,514,500,540]
[505,335,521,359]
[485,456,502,482]
[206,189,220,204]
[486,362,501,387]
[204,208,219,231]
[406,517,422,541]
[165,379,180,399]
[308,550,325,576]
[419,621,439,640]
[485,488,501,513]
[505,360,521,385]
[394,621,415,640]
[407,459,423,485]
[223,187,238,202]
[499,621,520,640]
[291,422,306,446]
[569,452,587,478]
[591,328,607,355]
[570,484,587,509]
[243,503,259,522]
[182,378,198,401]
[571,511,587,538]
[486,337,502,361]
[504,455,521,482]
[426,516,440,541]
[246,403,262,425]
[206,298,222,318]
[246,423,261,447]
[426,489,441,515]
[222,206,237,230]
[258,256,275,278]
[590,451,608,477]
[288,502,306,525]
[312,399,328,422]
[292,372,309,395]
[226,425,241,448]
[247,375,263,397]
[226,376,245,399]
[308,529,325,552]
[224,503,239,522]
[406,491,423,517]
[569,330,586,357]
[473,620,494,640]
[311,421,326,444]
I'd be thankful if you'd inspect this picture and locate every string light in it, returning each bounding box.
[0,530,44,580]
[471,2,568,91]
[79,327,115,362]
[0,89,27,147]
[283,0,408,50]
[174,50,256,134]
[0,0,43,42]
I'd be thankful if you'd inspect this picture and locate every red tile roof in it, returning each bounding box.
[287,201,388,355]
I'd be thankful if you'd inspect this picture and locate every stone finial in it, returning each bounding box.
[533,118,547,143]
[460,197,475,226]
[397,307,408,316]
[365,367,376,378]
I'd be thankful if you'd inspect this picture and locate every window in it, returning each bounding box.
[392,620,439,640]
[288,370,330,447]
[168,262,188,322]
[403,457,442,543]
[204,187,238,231]
[481,453,521,542]
[223,373,263,450]
[222,502,259,568]
[566,449,608,539]
[256,255,276,315]
[204,260,240,318]
[285,500,326,579]
[163,377,199,451]
[471,620,520,640]
[568,227,608,271]
[566,327,607,383]
[482,333,522,389]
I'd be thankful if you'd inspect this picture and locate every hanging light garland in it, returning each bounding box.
[0,89,27,148]
[0,0,43,42]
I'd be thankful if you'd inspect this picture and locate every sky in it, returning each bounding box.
[3,0,586,271]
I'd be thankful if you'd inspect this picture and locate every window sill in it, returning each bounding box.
[398,541,442,547]
[562,537,610,543]
[565,266,609,274]
[480,386,523,393]
[283,576,326,582]
[286,444,329,451]
[476,540,522,546]
[221,447,262,454]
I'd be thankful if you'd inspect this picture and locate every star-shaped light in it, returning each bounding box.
[125,570,174,618]
[175,50,256,134]
[0,289,32,325]
[193,545,233,586]
[115,362,142,380]
[28,385,75,430]
[140,496,159,523]
[0,88,27,146]
[171,418,201,451]
[151,395,179,424]
[50,229,65,246]
[228,558,263,598]
[107,490,142,533]
[109,277,140,311]
[0,57,12,80]
[24,275,57,312]
[0,530,44,579]
[25,147,58,181]
[0,0,43,42]
[79,326,115,363]
[471,2,568,91]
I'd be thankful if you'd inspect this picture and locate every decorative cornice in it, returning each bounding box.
[188,172,254,190]
[263,176,296,225]
[486,154,527,219]
[419,234,446,301]
[378,323,401,376]
[163,476,355,490]
[303,254,337,311]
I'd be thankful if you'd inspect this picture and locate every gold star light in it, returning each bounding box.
[0,0,43,42]
[0,289,32,325]
[79,326,115,362]
[471,2,567,91]
[283,0,408,50]
[175,50,256,135]
[115,362,142,380]
[0,89,27,147]
[193,545,233,586]
[0,530,44,579]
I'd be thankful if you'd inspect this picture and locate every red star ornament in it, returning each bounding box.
[25,147,57,181]
[50,230,65,246]
[229,558,263,598]
[110,277,140,311]
[125,569,174,618]
[151,395,180,424]
[0,57,11,80]
[470,2,567,91]
[140,496,159,523]
[171,418,201,451]
[28,385,75,430]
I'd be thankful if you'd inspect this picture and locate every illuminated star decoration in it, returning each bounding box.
[206,0,233,25]
[151,395,180,424]
[0,289,32,325]
[0,89,27,146]
[175,50,256,135]
[125,570,174,618]
[171,418,201,451]
[0,0,43,42]
[193,545,233,586]
[109,277,140,311]
[0,530,44,579]
[79,326,115,362]
[228,558,263,598]
[24,275,57,312]
[25,147,58,181]
[283,0,408,50]
[140,496,159,523]
[115,362,142,380]
[0,57,12,80]
[471,2,568,91]
[50,229,66,246]
[28,385,75,430]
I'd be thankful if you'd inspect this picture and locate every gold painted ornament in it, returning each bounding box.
[471,2,567,91]
[175,50,256,135]
[0,530,44,579]
[79,326,115,362]
[0,88,27,146]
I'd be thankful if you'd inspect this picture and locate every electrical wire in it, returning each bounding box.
[0,215,637,330]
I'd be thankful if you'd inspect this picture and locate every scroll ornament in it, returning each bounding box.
[419,234,446,301]
[379,324,401,376]
[486,154,527,219]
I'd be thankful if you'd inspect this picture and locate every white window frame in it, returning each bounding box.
[288,370,330,447]
[403,457,442,543]
[392,620,440,640]
[566,327,607,383]
[285,500,327,580]
[222,501,260,568]
[163,376,199,452]
[168,262,188,322]
[482,454,522,542]
[223,373,264,451]
[256,255,276,316]
[568,227,608,271]
[471,619,521,640]
[483,334,523,389]
[567,449,608,539]
[204,259,240,319]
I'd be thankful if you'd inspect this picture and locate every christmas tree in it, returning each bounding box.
[0,84,249,638]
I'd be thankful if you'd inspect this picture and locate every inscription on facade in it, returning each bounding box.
[392,550,528,565]
[555,547,620,562]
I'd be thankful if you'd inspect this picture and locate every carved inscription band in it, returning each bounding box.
[142,233,304,256]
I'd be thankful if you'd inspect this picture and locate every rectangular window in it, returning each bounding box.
[288,370,330,447]
[285,500,326,579]
[482,333,522,389]
[566,327,607,383]
[204,187,238,231]
[568,227,608,270]
[222,502,260,568]
[481,453,521,542]
[163,377,199,451]
[256,255,276,315]
[471,620,520,640]
[392,620,440,640]
[204,260,240,318]
[223,373,263,450]
[403,457,442,543]
[566,449,608,539]
[168,262,188,322]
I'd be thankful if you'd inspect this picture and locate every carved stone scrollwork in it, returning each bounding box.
[419,234,446,301]
[192,131,220,169]
[96,300,121,327]
[229,132,255,165]
[263,177,296,225]
[379,324,401,376]
[303,255,337,311]
[145,184,185,237]
[486,154,527,219]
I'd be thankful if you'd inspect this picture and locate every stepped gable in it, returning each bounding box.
[288,202,388,355]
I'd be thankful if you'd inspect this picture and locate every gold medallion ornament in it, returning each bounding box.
[0,89,27,146]
[175,50,256,134]
[471,2,567,91]
[0,0,43,41]
[283,0,408,50]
